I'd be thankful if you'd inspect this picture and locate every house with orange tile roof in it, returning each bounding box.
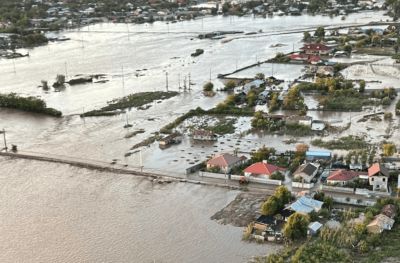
[243,160,285,179]
[368,163,389,192]
[206,153,246,173]
[327,169,361,186]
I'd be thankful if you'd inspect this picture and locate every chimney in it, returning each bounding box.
[263,160,268,164]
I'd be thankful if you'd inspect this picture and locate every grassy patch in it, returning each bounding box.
[207,119,236,135]
[284,123,312,137]
[356,47,395,56]
[81,91,179,117]
[360,224,400,263]
[311,135,368,150]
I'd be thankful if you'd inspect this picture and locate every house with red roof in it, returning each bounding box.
[368,163,389,192]
[244,161,285,179]
[288,53,322,65]
[206,153,246,173]
[327,169,361,186]
[300,43,331,56]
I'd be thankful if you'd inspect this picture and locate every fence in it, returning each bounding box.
[199,172,282,185]
[199,171,229,180]
[292,182,314,189]
[321,185,354,193]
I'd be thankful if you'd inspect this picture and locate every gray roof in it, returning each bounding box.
[289,196,323,214]
[308,221,323,232]
[294,163,317,176]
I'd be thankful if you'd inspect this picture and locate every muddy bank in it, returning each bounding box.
[211,192,267,227]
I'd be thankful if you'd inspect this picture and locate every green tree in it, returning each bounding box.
[359,80,366,93]
[383,143,396,156]
[283,213,310,241]
[303,31,311,42]
[323,196,334,210]
[247,90,257,107]
[275,186,291,207]
[203,82,214,92]
[314,27,325,38]
[224,80,236,91]
[255,73,265,80]
[251,146,276,162]
[343,44,352,54]
[261,196,279,215]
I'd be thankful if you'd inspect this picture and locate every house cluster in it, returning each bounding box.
[250,195,326,242]
[288,43,333,65]
[27,0,216,29]
[246,0,375,18]
[206,152,284,176]
[326,163,390,193]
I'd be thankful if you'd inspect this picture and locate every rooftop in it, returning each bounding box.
[368,163,389,177]
[244,161,285,176]
[327,169,361,182]
[207,153,243,168]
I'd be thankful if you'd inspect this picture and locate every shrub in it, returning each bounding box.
[203,82,214,92]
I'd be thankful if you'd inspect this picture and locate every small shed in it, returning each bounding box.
[308,221,323,236]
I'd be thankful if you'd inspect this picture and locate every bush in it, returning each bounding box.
[224,80,236,91]
[203,82,214,92]
[291,242,351,263]
[270,171,285,181]
[384,112,393,120]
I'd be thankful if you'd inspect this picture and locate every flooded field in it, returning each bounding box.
[0,157,275,263]
[0,11,398,262]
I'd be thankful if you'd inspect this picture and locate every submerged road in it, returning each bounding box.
[0,150,277,194]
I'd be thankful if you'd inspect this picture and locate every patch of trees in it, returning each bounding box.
[0,93,61,117]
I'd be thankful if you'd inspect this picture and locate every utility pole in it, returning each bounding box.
[188,73,192,90]
[209,68,211,82]
[1,129,7,152]
[139,150,143,172]
[65,62,68,80]
[166,72,169,92]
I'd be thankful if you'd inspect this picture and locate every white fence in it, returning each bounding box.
[355,188,391,197]
[199,171,229,180]
[231,174,244,181]
[230,175,282,185]
[321,185,354,193]
[247,176,282,185]
[292,182,314,189]
[331,196,376,206]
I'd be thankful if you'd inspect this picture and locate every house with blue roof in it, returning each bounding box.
[306,150,331,161]
[288,196,323,214]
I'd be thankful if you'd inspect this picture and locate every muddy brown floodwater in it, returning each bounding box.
[0,157,276,263]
